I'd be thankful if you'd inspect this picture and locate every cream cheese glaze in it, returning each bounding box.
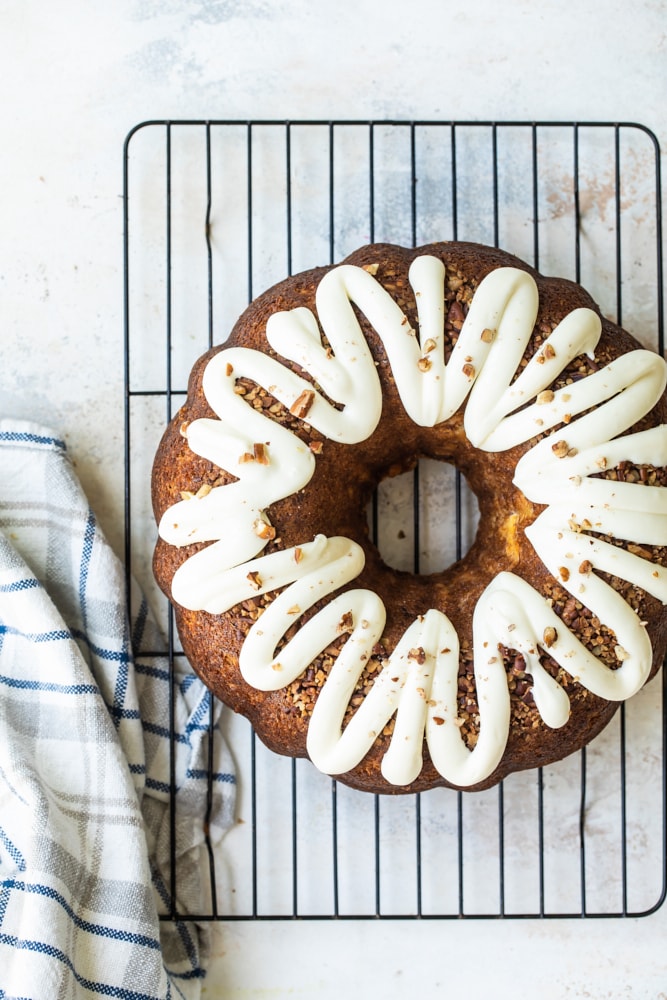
[159,255,667,788]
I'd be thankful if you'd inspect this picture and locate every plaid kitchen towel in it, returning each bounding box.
[0,420,236,1000]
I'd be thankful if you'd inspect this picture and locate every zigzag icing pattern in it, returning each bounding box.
[159,256,667,787]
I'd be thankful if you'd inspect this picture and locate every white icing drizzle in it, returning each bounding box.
[159,255,667,787]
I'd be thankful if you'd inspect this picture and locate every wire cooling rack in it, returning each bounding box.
[123,120,666,921]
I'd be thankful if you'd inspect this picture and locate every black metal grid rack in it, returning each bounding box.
[123,120,666,922]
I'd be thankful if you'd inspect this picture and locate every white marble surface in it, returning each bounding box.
[2,1,667,996]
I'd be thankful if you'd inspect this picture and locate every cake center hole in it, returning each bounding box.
[368,458,481,574]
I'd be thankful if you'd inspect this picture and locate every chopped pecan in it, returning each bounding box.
[290,389,316,420]
[543,626,558,648]
[337,611,354,633]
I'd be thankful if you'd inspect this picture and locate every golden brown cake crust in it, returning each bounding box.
[151,241,667,794]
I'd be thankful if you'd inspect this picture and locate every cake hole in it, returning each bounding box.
[368,458,481,574]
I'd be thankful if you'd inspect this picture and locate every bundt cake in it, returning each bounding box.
[151,241,667,793]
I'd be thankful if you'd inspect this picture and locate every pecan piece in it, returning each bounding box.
[290,389,316,420]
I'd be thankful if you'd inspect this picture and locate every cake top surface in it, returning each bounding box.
[155,247,667,789]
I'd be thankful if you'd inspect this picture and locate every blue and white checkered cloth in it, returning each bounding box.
[0,420,236,999]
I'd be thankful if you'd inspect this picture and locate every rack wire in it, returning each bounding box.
[123,120,666,921]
